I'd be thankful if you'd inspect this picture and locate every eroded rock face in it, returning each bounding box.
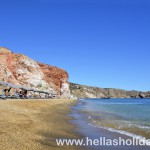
[38,63,70,98]
[0,47,70,98]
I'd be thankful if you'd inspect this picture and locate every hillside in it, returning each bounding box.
[0,47,149,99]
[70,83,150,98]
[0,47,70,98]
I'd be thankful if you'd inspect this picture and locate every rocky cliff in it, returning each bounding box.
[0,47,70,98]
[1,47,149,99]
[70,83,150,98]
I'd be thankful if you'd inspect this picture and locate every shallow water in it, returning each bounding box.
[76,98,150,139]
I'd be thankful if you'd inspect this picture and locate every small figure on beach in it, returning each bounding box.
[3,87,11,97]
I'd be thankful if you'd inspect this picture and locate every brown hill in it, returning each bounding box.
[70,83,150,98]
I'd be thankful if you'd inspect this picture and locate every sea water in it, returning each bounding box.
[77,98,150,139]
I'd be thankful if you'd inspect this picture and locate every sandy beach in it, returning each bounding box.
[0,99,80,150]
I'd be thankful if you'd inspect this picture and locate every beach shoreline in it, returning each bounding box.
[1,98,149,150]
[71,99,150,150]
[0,99,82,150]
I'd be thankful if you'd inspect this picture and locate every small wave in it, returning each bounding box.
[137,125,150,130]
[123,123,150,130]
[78,98,85,100]
[88,123,146,140]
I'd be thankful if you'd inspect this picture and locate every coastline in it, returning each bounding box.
[0,99,80,150]
[71,99,150,150]
[1,98,149,150]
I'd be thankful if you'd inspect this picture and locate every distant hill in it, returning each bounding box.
[70,83,150,98]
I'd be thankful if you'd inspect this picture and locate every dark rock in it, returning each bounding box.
[139,93,145,98]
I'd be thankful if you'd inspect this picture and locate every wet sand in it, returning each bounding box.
[0,99,80,150]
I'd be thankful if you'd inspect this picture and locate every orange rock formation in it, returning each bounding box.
[0,47,70,98]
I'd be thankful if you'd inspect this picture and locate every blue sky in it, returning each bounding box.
[1,0,150,91]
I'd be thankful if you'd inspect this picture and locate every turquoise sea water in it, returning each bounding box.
[78,98,150,139]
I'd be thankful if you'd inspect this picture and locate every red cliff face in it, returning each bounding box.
[38,63,70,98]
[0,47,70,98]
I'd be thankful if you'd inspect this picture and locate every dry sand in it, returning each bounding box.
[0,99,80,150]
